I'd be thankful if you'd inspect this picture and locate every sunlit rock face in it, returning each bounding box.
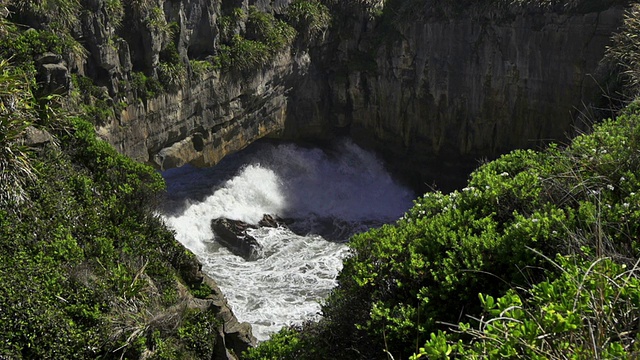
[103,52,297,170]
[78,0,302,171]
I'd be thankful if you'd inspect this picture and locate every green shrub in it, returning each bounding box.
[0,11,87,73]
[1,28,63,61]
[82,100,114,125]
[0,27,84,79]
[157,61,185,92]
[71,76,116,124]
[105,0,125,29]
[10,0,82,31]
[415,255,640,359]
[219,8,246,43]
[72,74,103,100]
[157,42,186,91]
[285,0,331,43]
[216,35,271,71]
[215,7,296,72]
[248,7,297,51]
[189,59,214,78]
[131,71,164,100]
[244,327,303,360]
[253,100,640,359]
[189,282,213,299]
[177,308,221,358]
[144,6,174,38]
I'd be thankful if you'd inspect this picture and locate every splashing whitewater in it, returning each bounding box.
[160,139,415,341]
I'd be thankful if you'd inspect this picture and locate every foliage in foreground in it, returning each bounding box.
[0,56,218,358]
[246,101,640,359]
[416,255,640,359]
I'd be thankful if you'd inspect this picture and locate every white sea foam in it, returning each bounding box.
[160,139,414,341]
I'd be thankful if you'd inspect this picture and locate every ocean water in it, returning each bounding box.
[160,139,414,341]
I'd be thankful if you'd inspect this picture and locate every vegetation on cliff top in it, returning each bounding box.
[215,6,296,72]
[213,2,331,72]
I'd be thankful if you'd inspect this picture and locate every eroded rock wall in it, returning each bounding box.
[100,52,298,170]
[290,3,626,190]
[76,0,302,170]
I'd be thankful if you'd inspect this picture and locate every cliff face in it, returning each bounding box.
[288,3,626,189]
[100,55,297,170]
[64,1,626,190]
[73,0,304,170]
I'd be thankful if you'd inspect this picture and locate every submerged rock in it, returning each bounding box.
[211,218,263,261]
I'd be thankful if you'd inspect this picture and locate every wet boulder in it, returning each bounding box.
[211,218,263,261]
[258,214,291,228]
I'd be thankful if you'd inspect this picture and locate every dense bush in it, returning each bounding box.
[156,29,186,92]
[247,102,640,359]
[9,0,82,31]
[285,0,331,43]
[189,59,214,78]
[71,74,117,125]
[214,6,296,72]
[218,8,247,43]
[0,53,222,357]
[104,0,125,29]
[0,25,81,77]
[416,255,640,359]
[130,71,164,100]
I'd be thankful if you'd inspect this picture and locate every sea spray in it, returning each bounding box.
[160,139,414,341]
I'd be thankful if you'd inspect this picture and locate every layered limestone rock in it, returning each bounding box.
[289,2,627,190]
[99,53,296,170]
[77,0,302,170]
